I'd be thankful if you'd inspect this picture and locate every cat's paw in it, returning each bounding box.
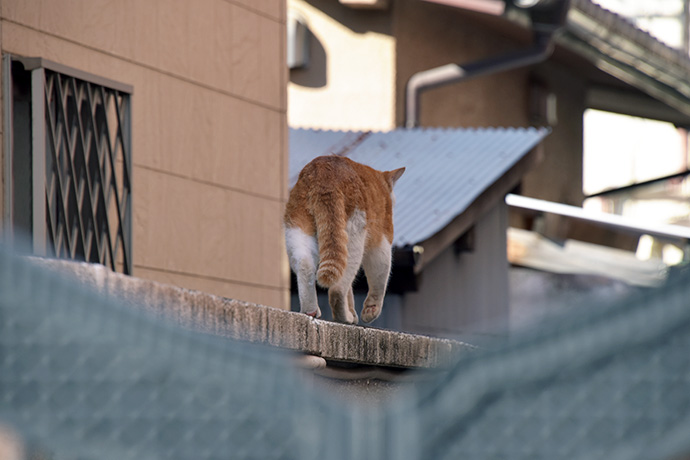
[303,306,321,319]
[332,311,357,324]
[350,311,359,325]
[343,310,358,325]
[361,297,382,323]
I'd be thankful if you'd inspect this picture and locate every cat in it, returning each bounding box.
[284,155,405,324]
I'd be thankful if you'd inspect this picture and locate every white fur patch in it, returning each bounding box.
[285,225,320,315]
[336,209,367,289]
[346,209,367,243]
[285,226,318,269]
[361,236,393,323]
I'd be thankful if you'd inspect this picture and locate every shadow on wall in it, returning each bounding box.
[290,0,395,88]
[290,28,327,88]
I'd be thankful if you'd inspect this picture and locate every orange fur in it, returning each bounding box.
[285,156,403,286]
[284,155,404,323]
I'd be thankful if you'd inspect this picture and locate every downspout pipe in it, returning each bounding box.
[404,1,569,128]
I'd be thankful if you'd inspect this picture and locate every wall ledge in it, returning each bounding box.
[33,259,473,369]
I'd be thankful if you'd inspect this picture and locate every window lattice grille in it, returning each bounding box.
[42,68,132,273]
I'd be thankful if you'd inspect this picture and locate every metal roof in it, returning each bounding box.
[289,127,549,247]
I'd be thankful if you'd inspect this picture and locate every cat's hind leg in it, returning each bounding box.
[285,226,321,318]
[361,238,392,323]
[328,259,362,324]
[328,210,366,324]
[347,287,358,325]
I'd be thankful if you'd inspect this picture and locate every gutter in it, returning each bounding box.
[404,0,570,128]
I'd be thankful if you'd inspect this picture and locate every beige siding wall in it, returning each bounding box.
[1,0,290,308]
[287,0,396,131]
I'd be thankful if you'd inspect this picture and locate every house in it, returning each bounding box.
[287,0,690,328]
[287,0,690,220]
[290,126,549,340]
[286,0,690,335]
[0,1,290,309]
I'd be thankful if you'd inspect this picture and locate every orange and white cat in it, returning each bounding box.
[284,155,405,324]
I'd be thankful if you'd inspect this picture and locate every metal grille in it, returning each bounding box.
[4,56,132,274]
[43,69,132,273]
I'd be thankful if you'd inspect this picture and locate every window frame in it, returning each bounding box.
[3,55,133,274]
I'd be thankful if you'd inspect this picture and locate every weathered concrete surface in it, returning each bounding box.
[34,259,472,369]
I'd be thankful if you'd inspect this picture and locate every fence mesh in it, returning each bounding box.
[1,245,689,459]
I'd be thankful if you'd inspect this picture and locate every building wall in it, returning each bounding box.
[400,204,510,341]
[393,1,584,205]
[523,61,586,205]
[0,0,290,308]
[393,0,530,128]
[287,0,396,130]
[287,0,528,131]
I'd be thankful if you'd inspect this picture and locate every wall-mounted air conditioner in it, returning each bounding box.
[287,9,310,69]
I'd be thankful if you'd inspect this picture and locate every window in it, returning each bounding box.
[4,56,132,274]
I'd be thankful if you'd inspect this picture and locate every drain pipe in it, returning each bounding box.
[404,0,570,128]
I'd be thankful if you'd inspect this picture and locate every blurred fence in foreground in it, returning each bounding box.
[1,246,690,460]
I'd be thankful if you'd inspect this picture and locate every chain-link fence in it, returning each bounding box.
[1,245,689,459]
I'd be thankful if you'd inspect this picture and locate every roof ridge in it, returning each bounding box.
[332,131,372,157]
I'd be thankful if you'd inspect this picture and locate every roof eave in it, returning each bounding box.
[410,143,543,273]
[424,0,690,124]
[562,0,690,124]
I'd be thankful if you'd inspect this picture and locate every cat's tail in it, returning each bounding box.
[313,194,348,288]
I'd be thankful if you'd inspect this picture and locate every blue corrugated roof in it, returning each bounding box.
[289,127,549,247]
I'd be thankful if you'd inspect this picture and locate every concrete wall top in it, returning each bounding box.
[37,258,472,369]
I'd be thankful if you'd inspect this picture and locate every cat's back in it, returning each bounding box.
[297,155,362,188]
[286,156,356,227]
[286,155,389,226]
[292,155,370,203]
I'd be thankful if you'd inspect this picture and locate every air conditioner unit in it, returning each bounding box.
[287,10,310,69]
